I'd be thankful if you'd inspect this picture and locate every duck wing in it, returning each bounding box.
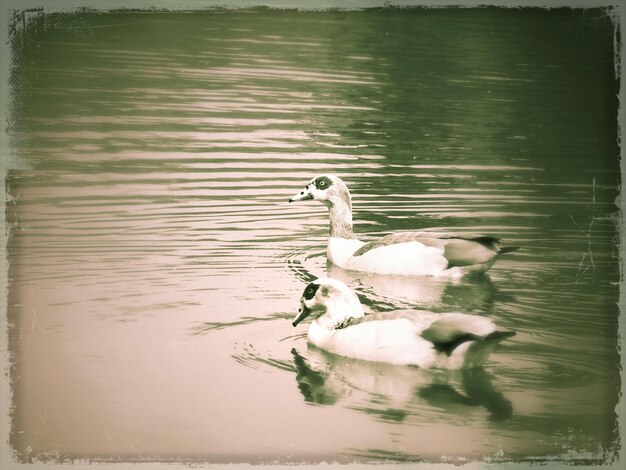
[420,313,515,355]
[352,232,517,267]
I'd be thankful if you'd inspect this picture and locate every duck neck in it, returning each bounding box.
[316,299,364,331]
[326,197,356,240]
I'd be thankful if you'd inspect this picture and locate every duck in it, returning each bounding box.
[288,175,518,277]
[291,278,515,369]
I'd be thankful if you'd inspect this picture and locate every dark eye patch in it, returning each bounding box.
[302,282,321,300]
[314,176,333,190]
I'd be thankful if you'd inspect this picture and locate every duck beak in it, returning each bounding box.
[292,302,312,327]
[289,185,313,203]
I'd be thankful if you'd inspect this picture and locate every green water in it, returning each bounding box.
[6,8,620,464]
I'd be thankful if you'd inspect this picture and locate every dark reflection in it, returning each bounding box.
[287,256,321,285]
[231,343,297,373]
[353,407,409,424]
[327,261,504,313]
[417,384,477,407]
[417,368,513,422]
[290,346,513,422]
[190,312,292,334]
[291,348,341,405]
[348,448,425,463]
[461,368,513,421]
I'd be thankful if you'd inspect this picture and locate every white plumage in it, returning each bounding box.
[292,278,515,369]
[289,175,518,277]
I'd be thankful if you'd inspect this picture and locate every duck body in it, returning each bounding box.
[289,175,518,277]
[307,312,437,367]
[307,311,510,369]
[327,232,509,277]
[292,278,515,369]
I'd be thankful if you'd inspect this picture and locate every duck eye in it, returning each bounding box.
[315,177,332,190]
[303,282,321,300]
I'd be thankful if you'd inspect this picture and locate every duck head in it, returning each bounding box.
[288,175,356,239]
[289,175,351,208]
[292,278,364,330]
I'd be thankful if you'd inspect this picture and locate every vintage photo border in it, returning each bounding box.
[0,0,623,468]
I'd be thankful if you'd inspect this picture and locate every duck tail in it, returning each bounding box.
[484,330,516,342]
[454,330,516,368]
[497,246,520,255]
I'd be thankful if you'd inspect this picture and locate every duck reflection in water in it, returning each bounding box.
[290,348,513,422]
[327,262,506,313]
[291,347,342,405]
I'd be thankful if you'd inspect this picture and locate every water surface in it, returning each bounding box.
[6,8,620,464]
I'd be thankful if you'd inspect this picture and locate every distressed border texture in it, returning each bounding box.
[0,1,623,469]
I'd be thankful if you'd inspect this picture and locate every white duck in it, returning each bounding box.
[291,278,515,369]
[289,175,518,276]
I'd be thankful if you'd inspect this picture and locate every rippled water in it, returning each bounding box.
[6,8,620,464]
